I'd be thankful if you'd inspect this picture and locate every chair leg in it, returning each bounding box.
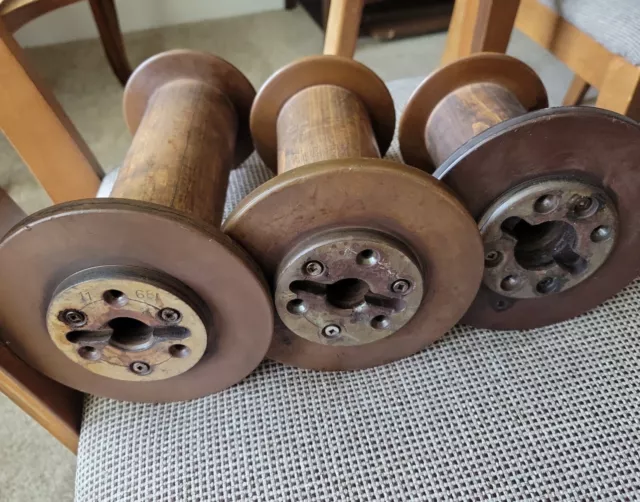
[562,75,590,106]
[323,0,364,58]
[441,0,521,65]
[88,0,132,86]
[596,56,640,121]
[0,20,102,203]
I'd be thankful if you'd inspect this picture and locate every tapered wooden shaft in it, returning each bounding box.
[276,85,379,174]
[111,79,237,227]
[426,82,526,167]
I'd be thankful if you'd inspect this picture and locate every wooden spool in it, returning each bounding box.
[0,51,273,402]
[224,55,484,371]
[399,53,640,330]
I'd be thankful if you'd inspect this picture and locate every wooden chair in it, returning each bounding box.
[0,186,82,452]
[441,0,640,120]
[0,0,131,204]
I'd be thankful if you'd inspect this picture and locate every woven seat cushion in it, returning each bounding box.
[538,0,640,65]
[78,78,640,501]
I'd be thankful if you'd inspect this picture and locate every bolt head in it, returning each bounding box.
[169,344,191,358]
[322,324,341,338]
[391,279,411,294]
[158,308,182,324]
[500,275,520,291]
[287,299,308,315]
[130,361,151,375]
[371,315,390,330]
[304,261,325,277]
[534,194,559,214]
[356,249,379,266]
[591,225,612,243]
[103,289,128,308]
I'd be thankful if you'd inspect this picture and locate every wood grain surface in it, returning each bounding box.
[277,84,379,173]
[112,79,237,227]
[0,187,81,453]
[0,19,102,203]
[425,82,525,167]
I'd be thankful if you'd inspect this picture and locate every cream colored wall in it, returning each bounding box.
[14,0,283,47]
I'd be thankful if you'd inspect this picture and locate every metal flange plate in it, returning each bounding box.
[224,158,484,370]
[0,199,273,402]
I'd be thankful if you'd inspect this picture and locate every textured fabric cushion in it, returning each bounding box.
[538,0,640,65]
[77,78,640,501]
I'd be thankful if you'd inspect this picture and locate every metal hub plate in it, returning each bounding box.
[0,199,273,402]
[223,158,484,370]
[47,266,208,381]
[479,179,617,299]
[431,107,640,330]
[275,229,423,346]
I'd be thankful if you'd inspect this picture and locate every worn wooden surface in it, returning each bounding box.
[112,79,237,228]
[0,345,81,453]
[250,56,395,170]
[426,82,526,167]
[88,0,131,85]
[515,0,640,120]
[2,0,130,84]
[0,19,102,203]
[441,0,520,64]
[562,75,590,106]
[0,187,81,454]
[0,187,24,237]
[323,0,364,57]
[399,53,547,172]
[277,85,379,173]
[596,57,640,120]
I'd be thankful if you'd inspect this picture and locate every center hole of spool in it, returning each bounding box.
[501,217,587,275]
[326,278,370,309]
[107,317,154,351]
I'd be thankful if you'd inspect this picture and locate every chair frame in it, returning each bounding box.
[442,0,640,119]
[0,0,131,204]
[0,0,130,453]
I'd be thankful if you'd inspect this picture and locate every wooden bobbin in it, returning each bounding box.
[224,55,484,371]
[0,51,273,402]
[399,53,640,330]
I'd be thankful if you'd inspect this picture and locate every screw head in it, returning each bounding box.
[60,309,87,328]
[287,299,308,315]
[169,344,191,358]
[391,279,412,295]
[534,194,559,214]
[78,346,100,360]
[591,225,612,243]
[500,275,521,292]
[158,308,182,324]
[370,315,390,330]
[321,324,341,338]
[484,250,503,268]
[573,196,597,218]
[536,277,560,295]
[130,361,151,375]
[304,260,325,277]
[356,249,379,266]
